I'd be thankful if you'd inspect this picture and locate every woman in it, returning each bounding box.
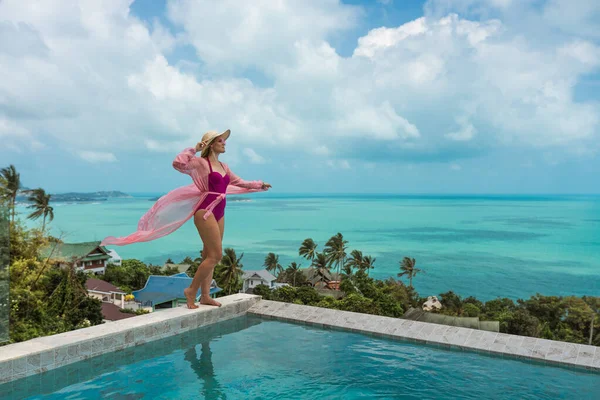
[101,129,270,308]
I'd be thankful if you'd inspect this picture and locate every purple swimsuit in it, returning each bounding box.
[196,158,230,221]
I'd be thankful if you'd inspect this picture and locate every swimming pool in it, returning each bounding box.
[2,315,599,399]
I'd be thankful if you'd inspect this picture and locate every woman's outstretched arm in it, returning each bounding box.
[225,163,269,190]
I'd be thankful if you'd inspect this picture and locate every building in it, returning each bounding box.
[301,267,341,288]
[132,272,222,311]
[241,270,278,293]
[85,278,135,322]
[86,278,126,308]
[107,249,122,266]
[40,241,112,274]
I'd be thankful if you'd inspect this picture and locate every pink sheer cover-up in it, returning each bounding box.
[100,147,265,246]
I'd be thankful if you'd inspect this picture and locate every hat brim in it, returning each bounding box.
[219,129,231,141]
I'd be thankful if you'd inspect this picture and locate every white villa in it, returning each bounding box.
[86,278,126,308]
[241,269,285,293]
[107,249,122,266]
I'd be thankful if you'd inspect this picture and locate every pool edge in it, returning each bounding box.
[247,300,600,374]
[0,294,261,384]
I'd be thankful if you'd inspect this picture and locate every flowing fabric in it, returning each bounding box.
[100,147,265,246]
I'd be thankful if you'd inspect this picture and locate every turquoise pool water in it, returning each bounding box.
[3,316,599,399]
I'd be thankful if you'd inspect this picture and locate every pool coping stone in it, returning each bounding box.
[248,300,600,373]
[0,293,260,384]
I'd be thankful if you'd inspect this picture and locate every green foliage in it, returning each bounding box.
[336,293,379,314]
[8,254,103,343]
[271,286,297,303]
[462,303,481,318]
[252,284,272,299]
[263,252,283,278]
[439,291,464,315]
[295,286,321,305]
[214,248,244,295]
[121,308,150,315]
[278,262,306,286]
[506,309,540,337]
[315,296,336,309]
[397,257,423,288]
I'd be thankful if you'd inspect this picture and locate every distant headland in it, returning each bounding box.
[17,190,133,203]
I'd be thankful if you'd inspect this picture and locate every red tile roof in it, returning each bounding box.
[86,278,125,294]
[100,302,136,321]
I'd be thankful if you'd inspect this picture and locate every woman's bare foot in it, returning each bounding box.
[199,296,221,307]
[184,288,199,309]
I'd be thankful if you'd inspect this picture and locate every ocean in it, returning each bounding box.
[18,193,600,302]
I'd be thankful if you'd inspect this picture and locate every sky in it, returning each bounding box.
[1,0,599,194]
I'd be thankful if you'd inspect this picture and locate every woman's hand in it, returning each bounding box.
[195,141,206,153]
[261,182,272,190]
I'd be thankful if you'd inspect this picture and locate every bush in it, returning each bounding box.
[315,296,337,309]
[336,293,380,315]
[506,309,540,337]
[252,284,272,299]
[271,286,297,303]
[295,286,321,305]
[463,303,481,317]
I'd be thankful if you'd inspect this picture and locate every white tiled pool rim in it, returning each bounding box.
[0,294,261,384]
[1,296,598,385]
[247,300,600,373]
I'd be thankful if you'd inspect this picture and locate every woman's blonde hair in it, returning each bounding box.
[200,139,216,158]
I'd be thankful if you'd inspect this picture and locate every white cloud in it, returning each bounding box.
[445,116,477,141]
[0,0,598,171]
[450,163,462,171]
[543,0,600,39]
[243,148,267,164]
[0,117,43,150]
[79,151,117,163]
[166,0,360,73]
[327,159,351,169]
[313,145,331,156]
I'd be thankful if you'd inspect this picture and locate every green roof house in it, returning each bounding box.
[40,241,112,274]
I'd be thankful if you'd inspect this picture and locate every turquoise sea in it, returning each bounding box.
[18,193,600,301]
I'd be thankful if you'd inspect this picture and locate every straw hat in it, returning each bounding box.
[198,129,230,157]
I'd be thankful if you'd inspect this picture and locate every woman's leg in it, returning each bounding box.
[184,210,222,308]
[200,218,224,259]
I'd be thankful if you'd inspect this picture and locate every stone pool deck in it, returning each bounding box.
[0,293,261,384]
[248,300,600,373]
[1,295,598,385]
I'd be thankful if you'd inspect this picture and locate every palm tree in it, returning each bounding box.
[299,238,318,262]
[324,233,348,278]
[311,252,330,285]
[263,252,282,278]
[344,250,364,276]
[25,188,54,233]
[0,164,21,223]
[398,257,423,288]
[363,255,376,276]
[216,248,244,295]
[285,262,302,286]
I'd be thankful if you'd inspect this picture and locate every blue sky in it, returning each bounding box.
[1,0,599,194]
